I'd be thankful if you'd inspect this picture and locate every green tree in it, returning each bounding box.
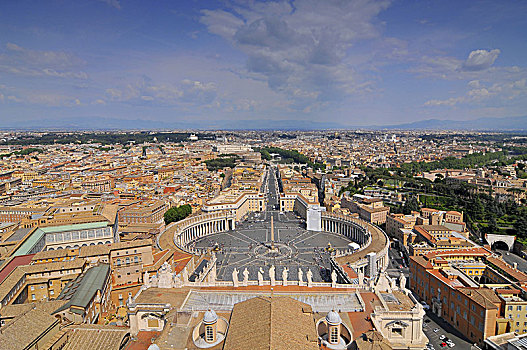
[403,196,421,214]
[164,204,192,225]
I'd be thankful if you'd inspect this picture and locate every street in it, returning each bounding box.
[422,310,473,350]
[496,249,527,272]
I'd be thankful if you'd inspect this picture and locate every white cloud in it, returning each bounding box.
[0,43,87,79]
[425,78,527,107]
[200,0,391,110]
[98,0,121,10]
[462,49,500,71]
[104,78,217,106]
[5,92,82,107]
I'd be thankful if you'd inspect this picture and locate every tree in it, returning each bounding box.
[403,196,420,214]
[487,214,499,234]
[164,204,192,225]
[516,214,527,239]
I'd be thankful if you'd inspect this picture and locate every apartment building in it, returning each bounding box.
[0,258,87,307]
[409,248,527,344]
[118,200,168,224]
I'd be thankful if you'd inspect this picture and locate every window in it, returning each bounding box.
[116,259,121,266]
[463,311,467,319]
[206,325,215,342]
[330,327,339,343]
[30,286,35,291]
[126,257,130,265]
[31,294,36,300]
[50,290,54,295]
[147,318,159,328]
[392,328,403,337]
[49,281,53,286]
[509,306,515,311]
[134,256,139,263]
[518,306,523,311]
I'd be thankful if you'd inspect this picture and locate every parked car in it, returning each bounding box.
[440,343,447,348]
[439,335,446,340]
[447,342,455,348]
[433,328,440,333]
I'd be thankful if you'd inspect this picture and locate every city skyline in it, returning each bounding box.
[1,0,526,128]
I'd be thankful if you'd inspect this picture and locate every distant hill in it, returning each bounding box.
[0,117,345,131]
[372,116,527,131]
[1,115,527,131]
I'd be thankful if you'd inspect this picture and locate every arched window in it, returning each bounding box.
[330,326,339,344]
[116,259,121,266]
[206,325,214,342]
[134,256,139,263]
[125,257,130,265]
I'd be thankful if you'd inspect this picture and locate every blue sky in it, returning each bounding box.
[0,0,526,127]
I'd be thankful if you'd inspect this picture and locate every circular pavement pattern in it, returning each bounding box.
[191,210,355,283]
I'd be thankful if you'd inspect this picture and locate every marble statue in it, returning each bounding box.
[232,268,239,287]
[158,264,174,288]
[357,269,364,287]
[144,271,150,288]
[399,273,407,290]
[282,267,289,286]
[269,265,276,286]
[307,269,313,287]
[390,276,397,290]
[243,268,249,286]
[298,268,304,286]
[331,270,338,288]
[182,268,189,283]
[258,267,264,286]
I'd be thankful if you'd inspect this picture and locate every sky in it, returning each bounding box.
[0,0,526,127]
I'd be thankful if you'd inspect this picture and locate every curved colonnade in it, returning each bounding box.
[321,212,389,279]
[164,209,389,283]
[169,211,237,254]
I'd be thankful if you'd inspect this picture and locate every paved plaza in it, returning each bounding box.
[192,167,355,283]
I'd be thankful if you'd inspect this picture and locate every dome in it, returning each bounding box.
[326,310,342,325]
[203,309,218,324]
[147,344,161,350]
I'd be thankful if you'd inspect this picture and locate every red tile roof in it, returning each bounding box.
[0,254,35,283]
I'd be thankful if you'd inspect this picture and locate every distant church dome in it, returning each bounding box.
[326,310,342,325]
[203,309,218,324]
[147,344,160,350]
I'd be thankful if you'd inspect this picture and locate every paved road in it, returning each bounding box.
[422,311,473,350]
[496,249,527,271]
[386,245,409,280]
